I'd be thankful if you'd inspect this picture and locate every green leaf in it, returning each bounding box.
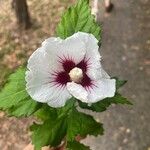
[57,97,76,117]
[35,98,75,122]
[0,68,28,109]
[35,104,57,121]
[112,93,132,105]
[67,108,104,141]
[31,104,103,149]
[8,98,41,117]
[67,141,90,150]
[30,117,67,150]
[56,0,101,41]
[30,100,74,150]
[0,68,41,117]
[113,77,127,89]
[79,93,132,112]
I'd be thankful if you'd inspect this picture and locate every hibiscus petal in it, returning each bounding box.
[26,69,71,106]
[27,39,65,81]
[101,67,110,79]
[43,33,86,67]
[72,32,102,80]
[26,32,115,107]
[73,32,100,61]
[67,82,88,103]
[87,79,116,103]
[47,87,72,107]
[26,34,86,107]
[26,38,73,107]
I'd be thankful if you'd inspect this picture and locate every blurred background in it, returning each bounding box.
[0,0,149,150]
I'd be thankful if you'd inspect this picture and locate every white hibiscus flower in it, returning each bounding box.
[25,32,116,108]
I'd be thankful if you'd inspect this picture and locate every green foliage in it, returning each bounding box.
[79,93,132,112]
[56,0,101,41]
[67,108,103,141]
[30,117,67,150]
[35,104,57,121]
[8,99,41,117]
[0,68,41,117]
[31,100,103,150]
[113,77,127,89]
[78,77,132,112]
[67,141,90,150]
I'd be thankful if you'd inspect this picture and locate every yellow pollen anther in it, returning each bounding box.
[69,67,83,83]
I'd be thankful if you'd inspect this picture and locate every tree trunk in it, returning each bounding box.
[12,0,31,29]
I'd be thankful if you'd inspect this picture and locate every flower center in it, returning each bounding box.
[69,67,83,83]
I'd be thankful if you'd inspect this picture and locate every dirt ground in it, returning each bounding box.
[0,0,74,89]
[0,0,150,150]
[0,0,75,149]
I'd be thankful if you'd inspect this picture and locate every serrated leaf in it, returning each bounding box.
[67,141,90,150]
[0,68,41,117]
[112,93,132,105]
[57,97,76,117]
[79,93,132,112]
[34,104,57,121]
[67,108,103,141]
[0,68,28,109]
[35,98,75,122]
[8,99,41,117]
[30,117,67,150]
[31,102,103,149]
[113,77,127,89]
[56,0,101,41]
[30,100,74,150]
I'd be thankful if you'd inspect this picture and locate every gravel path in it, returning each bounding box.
[83,0,150,150]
